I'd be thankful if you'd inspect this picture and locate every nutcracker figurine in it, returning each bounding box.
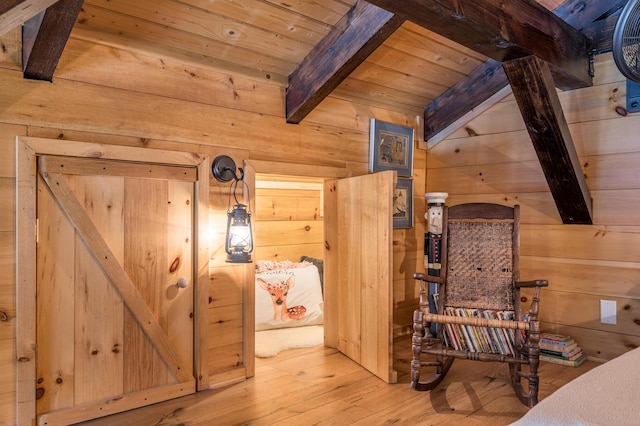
[424,192,447,335]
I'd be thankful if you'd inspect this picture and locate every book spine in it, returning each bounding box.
[456,308,478,352]
[540,353,587,367]
[498,311,516,355]
[539,333,573,346]
[467,309,490,353]
[446,307,466,351]
[445,322,459,350]
[488,310,512,355]
[443,308,460,350]
[541,347,581,358]
[483,310,506,354]
[475,310,497,353]
[539,342,577,352]
[540,339,573,347]
[475,310,498,353]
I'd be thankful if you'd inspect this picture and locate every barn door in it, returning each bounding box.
[16,137,209,426]
[324,171,397,383]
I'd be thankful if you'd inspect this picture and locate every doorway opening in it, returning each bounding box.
[245,162,396,383]
[253,173,326,359]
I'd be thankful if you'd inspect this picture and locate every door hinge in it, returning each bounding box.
[36,218,39,244]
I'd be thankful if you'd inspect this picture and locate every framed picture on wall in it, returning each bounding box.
[369,118,414,176]
[393,178,413,229]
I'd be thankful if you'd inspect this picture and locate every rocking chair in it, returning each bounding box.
[412,203,548,407]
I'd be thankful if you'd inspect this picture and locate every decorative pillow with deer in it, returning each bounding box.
[255,263,324,331]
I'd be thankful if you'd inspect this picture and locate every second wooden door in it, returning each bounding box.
[324,171,397,383]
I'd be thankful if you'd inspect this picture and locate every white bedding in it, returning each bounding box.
[255,325,324,358]
[511,346,640,426]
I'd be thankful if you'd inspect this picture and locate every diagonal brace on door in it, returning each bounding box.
[39,168,194,383]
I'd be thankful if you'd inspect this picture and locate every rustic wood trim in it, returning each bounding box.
[246,159,350,362]
[0,0,57,36]
[208,369,247,390]
[18,136,207,165]
[323,178,338,349]
[247,159,352,179]
[242,160,256,379]
[22,0,83,81]
[37,380,195,426]
[502,56,592,224]
[40,155,198,181]
[195,157,210,390]
[286,0,404,123]
[40,169,195,382]
[16,137,37,426]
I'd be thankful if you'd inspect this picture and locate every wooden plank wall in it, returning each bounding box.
[0,29,425,424]
[426,53,640,362]
[253,176,325,263]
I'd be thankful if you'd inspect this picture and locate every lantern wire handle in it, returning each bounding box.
[224,166,251,214]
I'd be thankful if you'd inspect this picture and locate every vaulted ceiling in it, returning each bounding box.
[0,0,631,224]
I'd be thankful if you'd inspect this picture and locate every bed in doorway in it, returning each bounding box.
[254,258,324,358]
[511,346,640,426]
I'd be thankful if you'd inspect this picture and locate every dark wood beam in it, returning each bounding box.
[365,0,592,90]
[552,0,627,31]
[503,56,592,224]
[423,0,624,143]
[22,0,83,81]
[424,59,508,145]
[0,0,58,36]
[583,12,623,54]
[556,0,626,53]
[286,0,403,124]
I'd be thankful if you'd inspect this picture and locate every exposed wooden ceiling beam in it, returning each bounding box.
[553,0,627,31]
[365,0,592,90]
[287,0,617,129]
[0,0,59,36]
[286,0,404,124]
[582,12,623,53]
[423,0,626,144]
[424,59,509,147]
[22,0,84,81]
[503,55,592,224]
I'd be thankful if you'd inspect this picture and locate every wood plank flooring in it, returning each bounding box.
[79,335,600,425]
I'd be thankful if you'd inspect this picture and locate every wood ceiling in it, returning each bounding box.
[0,0,631,223]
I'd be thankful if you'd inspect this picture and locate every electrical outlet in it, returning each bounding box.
[600,300,617,325]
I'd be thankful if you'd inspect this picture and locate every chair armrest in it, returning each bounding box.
[515,279,548,288]
[414,272,444,284]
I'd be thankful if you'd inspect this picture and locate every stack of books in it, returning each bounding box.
[539,333,586,367]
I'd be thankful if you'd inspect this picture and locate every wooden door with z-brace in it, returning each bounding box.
[16,137,210,425]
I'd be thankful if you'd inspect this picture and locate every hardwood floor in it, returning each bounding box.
[79,336,600,425]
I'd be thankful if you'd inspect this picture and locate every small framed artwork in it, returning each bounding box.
[393,178,413,229]
[369,118,414,176]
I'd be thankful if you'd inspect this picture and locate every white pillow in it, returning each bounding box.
[255,264,324,330]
